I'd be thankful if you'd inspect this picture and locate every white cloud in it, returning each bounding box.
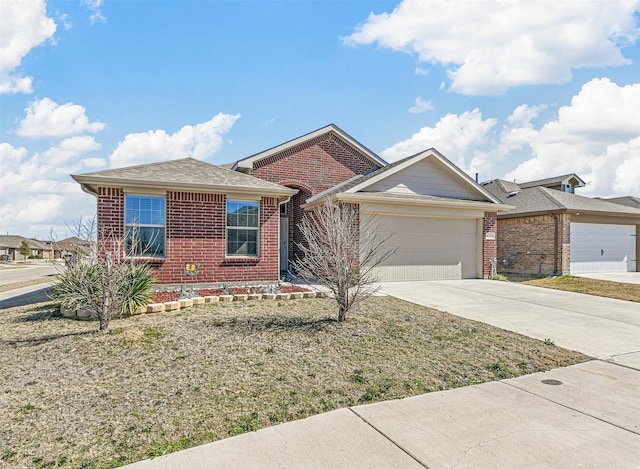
[82,0,106,24]
[58,13,73,30]
[381,109,497,169]
[408,96,434,114]
[504,78,640,196]
[0,0,56,94]
[17,98,106,138]
[109,113,241,168]
[345,0,640,95]
[0,140,102,239]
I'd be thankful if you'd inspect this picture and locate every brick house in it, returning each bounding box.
[482,174,640,275]
[73,124,508,286]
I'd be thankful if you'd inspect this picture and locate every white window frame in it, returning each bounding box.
[124,194,166,258]
[226,200,260,257]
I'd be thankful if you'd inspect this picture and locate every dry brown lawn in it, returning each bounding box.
[520,275,640,302]
[1,296,588,468]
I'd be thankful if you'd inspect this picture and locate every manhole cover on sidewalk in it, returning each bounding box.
[541,379,563,386]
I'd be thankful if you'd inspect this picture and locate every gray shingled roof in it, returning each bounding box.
[0,235,49,250]
[72,158,295,193]
[604,196,640,209]
[482,179,521,194]
[518,173,585,189]
[484,180,640,217]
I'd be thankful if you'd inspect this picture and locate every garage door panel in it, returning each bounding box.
[570,223,636,274]
[364,215,477,281]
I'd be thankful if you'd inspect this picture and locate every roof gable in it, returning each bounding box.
[233,124,386,171]
[72,158,297,198]
[363,156,481,200]
[345,149,499,203]
[306,149,503,208]
[519,173,585,189]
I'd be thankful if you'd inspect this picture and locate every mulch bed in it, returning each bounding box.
[150,285,310,303]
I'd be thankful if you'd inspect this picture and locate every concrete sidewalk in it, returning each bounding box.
[124,360,640,468]
[123,280,640,468]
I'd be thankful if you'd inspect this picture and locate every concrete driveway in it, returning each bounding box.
[577,272,640,284]
[381,280,640,370]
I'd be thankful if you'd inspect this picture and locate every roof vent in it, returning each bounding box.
[507,191,520,197]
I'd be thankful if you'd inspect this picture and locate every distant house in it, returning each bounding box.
[72,124,508,286]
[482,174,640,275]
[0,235,53,261]
[51,237,94,259]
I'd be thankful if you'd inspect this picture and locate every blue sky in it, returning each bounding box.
[2,0,640,239]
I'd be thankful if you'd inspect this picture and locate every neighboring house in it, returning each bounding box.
[482,174,640,275]
[0,235,52,261]
[51,237,95,259]
[72,124,508,285]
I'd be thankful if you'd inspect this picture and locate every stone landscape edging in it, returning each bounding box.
[137,290,321,315]
[60,290,324,319]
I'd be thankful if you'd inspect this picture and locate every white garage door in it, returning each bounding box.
[570,223,636,273]
[363,215,477,281]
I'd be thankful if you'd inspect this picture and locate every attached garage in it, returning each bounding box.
[302,149,508,281]
[363,214,478,280]
[570,223,637,274]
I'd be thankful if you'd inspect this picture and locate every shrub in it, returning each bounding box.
[52,259,155,331]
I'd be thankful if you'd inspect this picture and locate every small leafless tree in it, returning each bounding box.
[51,217,155,332]
[292,200,397,322]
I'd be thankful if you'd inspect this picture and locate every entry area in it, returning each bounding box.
[363,214,479,281]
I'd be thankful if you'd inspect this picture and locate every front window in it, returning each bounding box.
[125,195,165,257]
[227,200,259,256]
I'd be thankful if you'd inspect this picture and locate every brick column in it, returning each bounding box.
[482,212,498,278]
[554,213,571,275]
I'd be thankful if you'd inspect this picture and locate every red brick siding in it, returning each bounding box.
[283,186,312,265]
[497,214,569,275]
[252,133,380,196]
[95,188,280,284]
[96,187,124,258]
[251,133,380,268]
[482,212,497,278]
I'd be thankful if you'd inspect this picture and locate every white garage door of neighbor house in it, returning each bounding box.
[363,214,477,281]
[570,223,636,274]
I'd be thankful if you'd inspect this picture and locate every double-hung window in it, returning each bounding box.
[125,195,165,257]
[227,200,259,256]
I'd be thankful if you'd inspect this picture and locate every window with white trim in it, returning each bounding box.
[227,200,259,256]
[125,195,165,257]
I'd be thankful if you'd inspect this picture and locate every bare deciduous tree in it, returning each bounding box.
[51,217,155,332]
[291,200,397,322]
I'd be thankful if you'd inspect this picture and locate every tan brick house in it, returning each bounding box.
[73,124,508,285]
[482,174,640,275]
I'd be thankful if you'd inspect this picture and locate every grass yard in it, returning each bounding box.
[520,275,640,302]
[1,296,589,468]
